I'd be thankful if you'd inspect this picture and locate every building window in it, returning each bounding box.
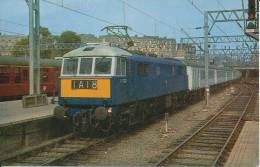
[41,68,49,83]
[0,67,10,84]
[156,65,160,75]
[14,67,21,83]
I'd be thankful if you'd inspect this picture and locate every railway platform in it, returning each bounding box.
[224,121,259,167]
[0,97,57,127]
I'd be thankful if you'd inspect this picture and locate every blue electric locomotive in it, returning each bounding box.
[54,44,188,131]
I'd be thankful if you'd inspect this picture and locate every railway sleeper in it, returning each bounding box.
[174,155,215,161]
[59,144,86,148]
[194,140,226,145]
[47,147,79,153]
[185,146,221,151]
[189,143,223,148]
[210,125,236,129]
[169,158,214,166]
[197,137,227,141]
[203,131,231,134]
[182,150,219,156]
[33,152,67,158]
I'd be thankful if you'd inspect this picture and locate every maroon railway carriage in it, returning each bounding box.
[0,56,61,101]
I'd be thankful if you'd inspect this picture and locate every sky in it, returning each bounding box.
[0,0,248,44]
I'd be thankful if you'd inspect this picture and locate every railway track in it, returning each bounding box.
[154,84,256,166]
[1,135,107,166]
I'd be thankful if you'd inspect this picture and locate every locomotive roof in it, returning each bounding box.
[132,54,186,66]
[63,45,132,58]
[0,55,61,67]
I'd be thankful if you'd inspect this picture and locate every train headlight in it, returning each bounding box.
[108,107,112,115]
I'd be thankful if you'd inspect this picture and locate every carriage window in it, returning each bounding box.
[0,67,10,84]
[80,58,93,74]
[54,68,60,83]
[63,58,78,75]
[94,58,112,74]
[14,67,21,83]
[23,70,28,83]
[116,57,126,75]
[41,68,49,83]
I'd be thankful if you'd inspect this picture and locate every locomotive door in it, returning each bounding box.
[127,59,136,101]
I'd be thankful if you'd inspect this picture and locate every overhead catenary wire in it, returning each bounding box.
[0,18,61,35]
[186,0,233,44]
[118,0,182,33]
[42,0,146,36]
[0,29,26,35]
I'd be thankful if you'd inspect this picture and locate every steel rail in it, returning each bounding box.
[212,84,255,166]
[154,87,246,166]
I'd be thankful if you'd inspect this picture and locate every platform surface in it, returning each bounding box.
[225,121,259,167]
[0,97,58,127]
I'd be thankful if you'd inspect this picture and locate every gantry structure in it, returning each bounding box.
[180,4,259,69]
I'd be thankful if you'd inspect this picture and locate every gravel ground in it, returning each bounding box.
[81,85,241,166]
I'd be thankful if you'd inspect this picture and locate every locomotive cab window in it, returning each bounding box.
[94,58,112,74]
[63,58,78,75]
[80,58,93,74]
[116,57,126,75]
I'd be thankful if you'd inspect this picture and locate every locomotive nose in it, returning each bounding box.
[94,106,108,120]
[54,106,66,119]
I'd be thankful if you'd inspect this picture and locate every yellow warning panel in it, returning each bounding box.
[61,78,111,98]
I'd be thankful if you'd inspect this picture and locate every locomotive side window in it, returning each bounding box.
[63,58,78,75]
[179,67,184,75]
[138,63,148,75]
[172,66,175,75]
[156,65,160,75]
[94,58,112,74]
[80,58,93,74]
[14,67,21,83]
[0,67,10,84]
[144,64,148,75]
[116,57,126,75]
[129,59,132,75]
[138,63,144,75]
